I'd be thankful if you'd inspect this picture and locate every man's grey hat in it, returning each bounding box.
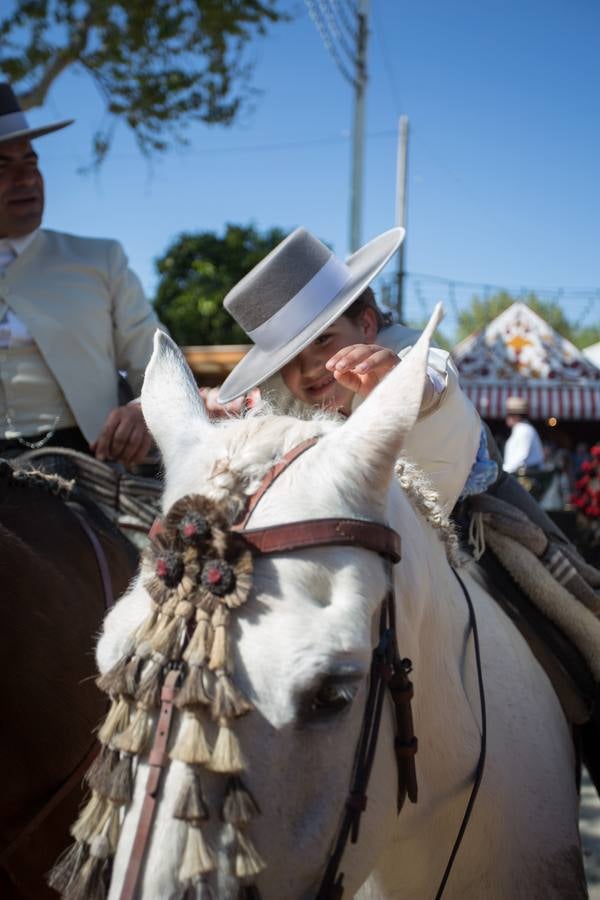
[0,83,73,145]
[218,225,405,402]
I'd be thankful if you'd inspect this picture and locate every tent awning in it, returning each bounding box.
[461,381,600,421]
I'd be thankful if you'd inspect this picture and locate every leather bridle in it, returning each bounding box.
[124,436,485,900]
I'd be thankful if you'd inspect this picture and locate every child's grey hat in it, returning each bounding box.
[218,225,405,403]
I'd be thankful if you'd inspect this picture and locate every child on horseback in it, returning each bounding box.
[203,225,494,514]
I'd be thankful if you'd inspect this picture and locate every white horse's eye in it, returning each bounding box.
[299,678,360,724]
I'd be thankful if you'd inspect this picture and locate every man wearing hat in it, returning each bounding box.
[0,83,163,465]
[503,395,544,474]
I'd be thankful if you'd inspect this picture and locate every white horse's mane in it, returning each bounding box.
[194,405,459,566]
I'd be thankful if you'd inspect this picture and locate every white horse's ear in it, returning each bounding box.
[325,303,444,495]
[141,330,211,466]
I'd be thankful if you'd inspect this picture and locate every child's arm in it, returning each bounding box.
[325,343,439,409]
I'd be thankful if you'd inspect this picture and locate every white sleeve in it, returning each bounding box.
[503,426,532,473]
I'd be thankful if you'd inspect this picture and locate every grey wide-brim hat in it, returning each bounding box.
[218,225,405,403]
[0,83,73,145]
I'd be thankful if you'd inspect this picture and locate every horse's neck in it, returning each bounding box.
[391,503,478,799]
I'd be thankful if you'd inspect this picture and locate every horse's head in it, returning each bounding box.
[92,309,442,900]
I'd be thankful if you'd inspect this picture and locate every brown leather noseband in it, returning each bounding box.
[128,437,418,900]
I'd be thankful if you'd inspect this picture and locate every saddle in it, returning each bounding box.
[12,447,162,547]
[462,492,600,795]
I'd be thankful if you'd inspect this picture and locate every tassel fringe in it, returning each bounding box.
[234,830,266,879]
[112,705,152,755]
[176,665,211,709]
[170,712,212,765]
[70,792,110,844]
[85,747,120,795]
[105,753,133,805]
[222,777,260,825]
[97,696,131,746]
[179,825,216,880]
[173,766,209,823]
[209,723,244,773]
[212,672,251,720]
[183,611,213,667]
[48,841,88,893]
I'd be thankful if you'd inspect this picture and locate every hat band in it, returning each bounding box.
[0,111,29,138]
[246,255,353,352]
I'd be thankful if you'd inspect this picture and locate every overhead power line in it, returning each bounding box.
[320,0,356,63]
[304,0,357,86]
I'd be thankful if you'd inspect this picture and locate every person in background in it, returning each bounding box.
[502,395,544,474]
[0,83,164,466]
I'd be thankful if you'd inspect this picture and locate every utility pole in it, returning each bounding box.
[395,115,409,321]
[349,0,369,253]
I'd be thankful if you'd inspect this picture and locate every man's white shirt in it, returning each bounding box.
[503,420,545,473]
[0,230,37,347]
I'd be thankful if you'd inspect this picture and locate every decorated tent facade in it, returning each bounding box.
[452,303,600,422]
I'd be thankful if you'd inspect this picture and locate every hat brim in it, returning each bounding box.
[218,226,405,403]
[0,119,74,145]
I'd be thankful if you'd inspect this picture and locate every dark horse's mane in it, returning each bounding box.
[0,460,138,900]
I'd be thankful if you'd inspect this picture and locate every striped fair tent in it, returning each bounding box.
[452,303,600,421]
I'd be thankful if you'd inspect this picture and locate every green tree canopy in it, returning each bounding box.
[0,0,286,164]
[153,222,287,345]
[457,291,600,349]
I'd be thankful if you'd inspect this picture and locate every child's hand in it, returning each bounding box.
[199,387,261,418]
[325,344,399,396]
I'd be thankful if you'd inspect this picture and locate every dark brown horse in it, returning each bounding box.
[0,460,138,899]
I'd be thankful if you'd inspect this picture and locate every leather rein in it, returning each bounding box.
[126,436,486,900]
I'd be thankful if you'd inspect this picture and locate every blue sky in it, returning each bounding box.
[22,0,600,340]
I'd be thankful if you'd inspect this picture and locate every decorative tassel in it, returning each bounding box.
[85,746,120,795]
[173,766,209,823]
[123,654,145,698]
[149,614,181,658]
[183,610,213,667]
[47,841,89,893]
[112,705,153,755]
[96,655,131,696]
[170,712,212,765]
[134,605,160,641]
[176,664,211,709]
[135,656,165,708]
[222,776,260,825]
[179,825,216,880]
[234,830,266,879]
[64,834,111,900]
[209,722,244,773]
[208,606,230,672]
[212,672,251,720]
[104,802,122,853]
[70,792,110,844]
[175,599,195,622]
[106,753,133,805]
[97,696,131,746]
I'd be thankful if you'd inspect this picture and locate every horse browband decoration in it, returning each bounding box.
[52,438,411,900]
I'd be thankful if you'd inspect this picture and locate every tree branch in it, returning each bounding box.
[17,15,93,110]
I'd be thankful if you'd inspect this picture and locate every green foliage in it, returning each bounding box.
[153,222,287,345]
[457,290,600,349]
[0,0,287,164]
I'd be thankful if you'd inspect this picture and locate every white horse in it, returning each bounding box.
[94,323,586,900]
